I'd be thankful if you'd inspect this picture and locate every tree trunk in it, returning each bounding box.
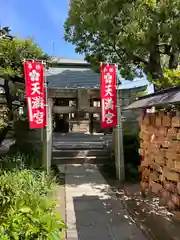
[169,45,179,70]
[146,21,162,91]
[148,49,162,80]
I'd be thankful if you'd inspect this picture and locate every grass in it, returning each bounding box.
[0,152,66,239]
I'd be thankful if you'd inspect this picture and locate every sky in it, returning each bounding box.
[0,0,82,58]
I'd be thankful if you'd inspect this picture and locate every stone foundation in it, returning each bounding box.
[70,120,90,133]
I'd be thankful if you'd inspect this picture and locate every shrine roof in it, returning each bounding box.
[46,57,148,90]
[46,66,100,89]
[124,86,180,110]
[46,57,98,88]
[49,57,88,65]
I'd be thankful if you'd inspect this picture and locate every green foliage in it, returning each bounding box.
[155,68,180,88]
[0,153,66,239]
[0,37,44,80]
[136,89,148,98]
[0,29,46,141]
[1,152,44,171]
[123,133,141,172]
[103,133,141,181]
[65,0,180,86]
[127,132,141,180]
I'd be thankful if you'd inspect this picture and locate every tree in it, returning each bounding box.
[0,26,13,40]
[0,27,46,144]
[64,0,180,87]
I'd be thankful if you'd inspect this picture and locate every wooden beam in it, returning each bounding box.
[48,88,101,99]
[53,106,76,114]
[53,106,100,114]
[48,88,77,98]
[79,107,101,113]
[88,89,100,98]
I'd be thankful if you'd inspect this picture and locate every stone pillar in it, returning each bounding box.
[89,113,93,134]
[77,89,90,133]
[63,99,69,133]
[69,100,75,132]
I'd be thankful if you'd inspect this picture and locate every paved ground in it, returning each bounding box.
[63,164,147,240]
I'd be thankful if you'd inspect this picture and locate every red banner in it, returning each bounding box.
[100,63,117,128]
[24,61,46,129]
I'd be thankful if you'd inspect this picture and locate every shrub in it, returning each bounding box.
[0,152,42,170]
[123,133,141,181]
[104,133,141,181]
[0,154,66,239]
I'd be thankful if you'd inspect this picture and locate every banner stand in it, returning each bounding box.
[42,62,49,173]
[23,59,49,173]
[100,62,125,181]
[115,86,125,181]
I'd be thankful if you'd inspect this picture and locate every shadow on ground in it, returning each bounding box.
[73,195,146,240]
[65,164,148,240]
[57,163,180,240]
[99,166,180,240]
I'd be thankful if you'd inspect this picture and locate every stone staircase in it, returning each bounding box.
[51,133,112,165]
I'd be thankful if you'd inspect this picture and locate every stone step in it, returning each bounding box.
[53,139,112,145]
[52,147,111,164]
[53,146,110,150]
[52,156,110,165]
[53,145,110,150]
[52,149,110,158]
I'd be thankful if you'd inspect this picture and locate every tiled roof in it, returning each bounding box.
[46,67,100,89]
[46,57,148,89]
[46,67,148,90]
[49,57,88,65]
[124,86,180,110]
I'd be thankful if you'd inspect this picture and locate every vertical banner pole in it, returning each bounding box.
[116,86,125,181]
[115,67,125,181]
[43,63,49,173]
